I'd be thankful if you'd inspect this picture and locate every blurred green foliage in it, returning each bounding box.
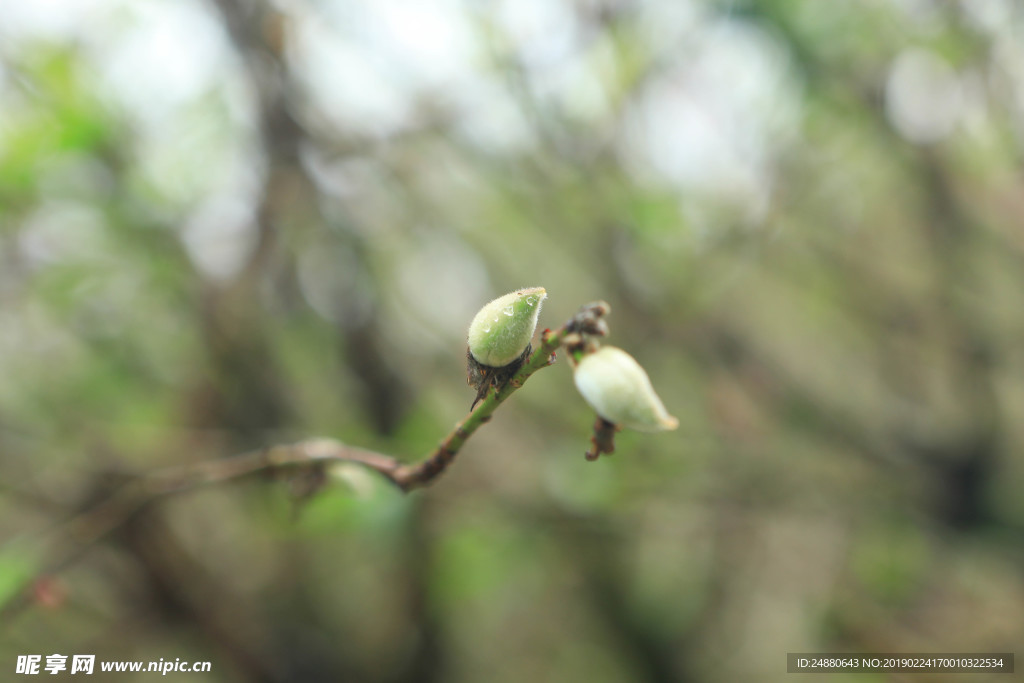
[2,0,1023,681]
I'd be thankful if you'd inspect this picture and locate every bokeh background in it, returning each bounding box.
[2,0,1023,681]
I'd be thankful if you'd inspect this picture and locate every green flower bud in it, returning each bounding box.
[468,287,547,368]
[573,346,678,432]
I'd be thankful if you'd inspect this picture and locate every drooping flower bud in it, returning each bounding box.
[468,287,547,368]
[573,346,678,432]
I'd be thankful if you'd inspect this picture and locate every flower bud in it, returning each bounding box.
[573,346,678,432]
[468,287,547,368]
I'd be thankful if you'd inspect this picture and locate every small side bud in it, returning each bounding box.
[572,346,678,432]
[468,287,547,368]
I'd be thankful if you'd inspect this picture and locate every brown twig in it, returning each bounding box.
[585,417,619,461]
[0,302,612,624]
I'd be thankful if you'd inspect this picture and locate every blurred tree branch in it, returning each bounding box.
[197,0,415,439]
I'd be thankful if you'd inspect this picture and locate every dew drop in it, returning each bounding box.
[483,325,491,333]
[526,296,536,306]
[502,305,514,316]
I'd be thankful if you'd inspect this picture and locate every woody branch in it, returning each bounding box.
[0,302,611,624]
